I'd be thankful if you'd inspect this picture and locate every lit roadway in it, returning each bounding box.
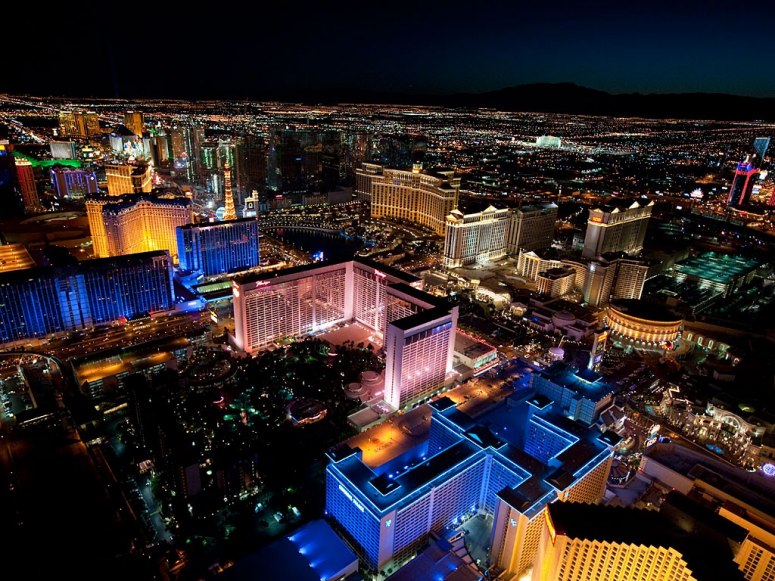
[36,312,210,361]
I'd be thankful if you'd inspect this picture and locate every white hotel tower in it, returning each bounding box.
[232,258,458,410]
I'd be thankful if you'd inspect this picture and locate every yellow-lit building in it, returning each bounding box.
[58,110,101,139]
[0,244,35,273]
[605,299,682,346]
[533,497,746,581]
[105,162,153,196]
[123,110,145,137]
[492,452,614,577]
[366,164,460,235]
[86,194,193,263]
[536,266,576,298]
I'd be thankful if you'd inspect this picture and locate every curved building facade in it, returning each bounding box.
[369,167,460,236]
[605,299,682,345]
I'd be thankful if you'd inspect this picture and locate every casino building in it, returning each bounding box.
[605,299,682,348]
[87,193,193,263]
[232,258,457,410]
[176,218,259,277]
[0,251,174,343]
[325,391,618,576]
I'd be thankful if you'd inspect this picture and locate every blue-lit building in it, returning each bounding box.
[325,390,618,577]
[530,361,617,425]
[176,219,259,277]
[0,251,174,343]
[222,519,358,581]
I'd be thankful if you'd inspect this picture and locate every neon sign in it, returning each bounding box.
[338,484,365,512]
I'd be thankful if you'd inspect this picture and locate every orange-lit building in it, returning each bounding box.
[533,496,745,581]
[605,299,682,346]
[87,193,193,263]
[105,162,152,196]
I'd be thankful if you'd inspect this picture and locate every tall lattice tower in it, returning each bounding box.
[222,160,237,220]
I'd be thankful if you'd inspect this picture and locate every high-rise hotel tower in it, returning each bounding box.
[87,193,193,263]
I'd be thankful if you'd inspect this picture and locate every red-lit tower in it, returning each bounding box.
[727,161,758,207]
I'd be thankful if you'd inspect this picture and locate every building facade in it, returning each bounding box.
[50,168,98,198]
[326,390,617,575]
[355,162,385,202]
[87,193,193,263]
[123,110,145,137]
[582,201,653,259]
[506,203,558,253]
[533,499,746,581]
[536,267,576,298]
[58,111,101,139]
[105,162,152,196]
[233,259,454,410]
[605,299,682,347]
[368,166,460,235]
[0,251,174,343]
[728,161,759,208]
[176,219,259,277]
[443,206,510,268]
[14,159,39,211]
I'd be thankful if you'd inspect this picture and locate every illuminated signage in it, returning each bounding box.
[374,270,387,279]
[545,509,557,545]
[763,463,775,477]
[255,280,271,288]
[590,216,603,223]
[338,484,365,512]
[233,288,240,298]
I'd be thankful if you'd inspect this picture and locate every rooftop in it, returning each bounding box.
[674,251,762,286]
[235,257,419,286]
[0,244,35,273]
[222,519,357,581]
[534,361,616,403]
[329,390,616,518]
[547,499,745,581]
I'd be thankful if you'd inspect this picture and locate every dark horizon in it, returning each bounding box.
[4,1,775,102]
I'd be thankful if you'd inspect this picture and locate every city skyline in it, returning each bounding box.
[1,87,774,580]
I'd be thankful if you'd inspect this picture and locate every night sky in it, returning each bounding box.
[5,0,775,99]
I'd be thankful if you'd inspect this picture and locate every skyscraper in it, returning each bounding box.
[87,193,193,263]
[354,162,384,202]
[0,251,174,343]
[368,166,461,236]
[443,206,510,268]
[236,135,267,194]
[105,162,153,196]
[124,111,145,137]
[176,219,259,277]
[14,158,39,212]
[727,161,758,207]
[222,161,237,220]
[505,203,558,253]
[752,136,770,165]
[58,111,101,139]
[582,200,652,259]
